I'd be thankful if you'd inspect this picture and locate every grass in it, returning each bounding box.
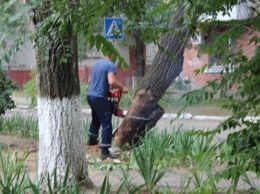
[0,119,260,193]
[159,92,232,116]
[3,88,258,193]
[12,90,27,98]
[0,113,38,138]
[12,88,232,116]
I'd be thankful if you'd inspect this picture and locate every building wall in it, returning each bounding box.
[4,65,132,89]
[78,66,132,88]
[239,30,259,58]
[79,42,133,88]
[7,67,32,88]
[182,48,221,89]
[3,31,258,90]
[181,30,259,89]
[3,44,133,89]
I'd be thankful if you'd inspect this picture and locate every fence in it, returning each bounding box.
[3,65,133,89]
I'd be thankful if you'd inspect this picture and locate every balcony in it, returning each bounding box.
[200,2,252,21]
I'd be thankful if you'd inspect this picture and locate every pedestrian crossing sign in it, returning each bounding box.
[104,18,123,40]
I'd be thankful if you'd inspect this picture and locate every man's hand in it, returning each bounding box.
[108,73,129,93]
[122,86,128,94]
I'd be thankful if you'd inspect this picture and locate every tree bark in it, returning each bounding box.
[134,29,145,84]
[32,1,93,192]
[113,7,189,147]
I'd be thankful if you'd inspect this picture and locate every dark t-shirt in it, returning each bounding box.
[87,59,116,99]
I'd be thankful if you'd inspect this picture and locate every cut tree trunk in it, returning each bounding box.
[33,2,93,192]
[113,7,189,147]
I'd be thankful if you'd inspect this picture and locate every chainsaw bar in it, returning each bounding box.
[112,116,150,136]
[123,115,150,121]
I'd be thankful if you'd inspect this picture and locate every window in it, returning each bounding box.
[191,33,202,46]
[204,38,236,73]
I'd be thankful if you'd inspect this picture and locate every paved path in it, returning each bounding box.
[6,106,240,144]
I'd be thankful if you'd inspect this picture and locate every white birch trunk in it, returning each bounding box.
[37,96,92,188]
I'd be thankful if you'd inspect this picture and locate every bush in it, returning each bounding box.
[23,77,89,108]
[173,76,191,91]
[80,81,88,106]
[22,72,37,108]
[119,88,135,109]
[0,71,17,115]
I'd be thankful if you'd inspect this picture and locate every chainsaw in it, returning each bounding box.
[108,90,150,121]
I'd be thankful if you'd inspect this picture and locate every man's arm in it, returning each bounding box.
[108,73,128,93]
[88,75,91,84]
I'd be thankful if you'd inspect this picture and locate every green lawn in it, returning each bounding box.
[12,89,232,116]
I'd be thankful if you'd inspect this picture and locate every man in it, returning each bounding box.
[87,53,128,160]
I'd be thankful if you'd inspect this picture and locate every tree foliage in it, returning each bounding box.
[111,0,172,43]
[0,71,17,115]
[179,0,260,176]
[0,0,128,68]
[0,0,32,66]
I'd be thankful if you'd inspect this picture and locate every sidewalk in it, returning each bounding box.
[88,168,260,193]
[12,95,260,122]
[9,105,221,120]
[13,105,260,122]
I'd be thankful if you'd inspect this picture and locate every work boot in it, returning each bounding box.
[86,138,99,146]
[100,148,118,160]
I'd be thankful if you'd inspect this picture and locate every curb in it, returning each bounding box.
[162,113,228,121]
[13,107,228,121]
[13,106,260,122]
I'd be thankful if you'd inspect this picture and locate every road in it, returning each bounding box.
[5,106,240,144]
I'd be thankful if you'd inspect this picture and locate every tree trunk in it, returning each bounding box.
[134,29,145,84]
[33,2,93,192]
[113,7,189,147]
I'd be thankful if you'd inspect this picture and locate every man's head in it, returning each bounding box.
[103,50,115,62]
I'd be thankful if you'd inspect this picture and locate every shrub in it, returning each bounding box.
[173,76,191,91]
[22,72,37,108]
[0,71,17,115]
[23,77,89,108]
[80,81,88,106]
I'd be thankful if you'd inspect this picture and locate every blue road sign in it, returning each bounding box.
[104,18,123,40]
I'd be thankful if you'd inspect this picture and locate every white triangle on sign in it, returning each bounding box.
[106,20,122,36]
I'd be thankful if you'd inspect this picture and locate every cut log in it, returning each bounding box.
[113,89,164,147]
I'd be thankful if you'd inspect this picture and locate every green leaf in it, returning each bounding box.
[8,10,25,23]
[88,35,95,49]
[3,0,17,12]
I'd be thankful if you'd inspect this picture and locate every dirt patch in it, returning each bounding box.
[0,134,103,177]
[0,134,37,149]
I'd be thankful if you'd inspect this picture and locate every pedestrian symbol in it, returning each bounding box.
[106,20,121,36]
[104,18,123,40]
